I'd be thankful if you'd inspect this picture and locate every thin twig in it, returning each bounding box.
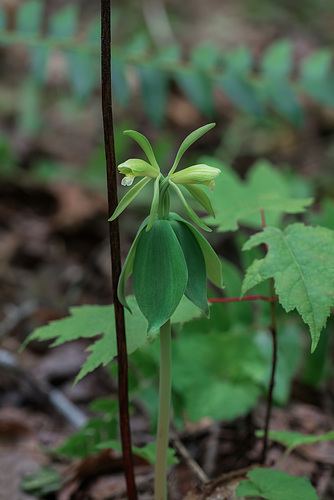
[100,1,137,498]
[259,209,278,464]
[171,432,209,483]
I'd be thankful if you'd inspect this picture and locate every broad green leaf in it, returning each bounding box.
[191,44,221,71]
[50,5,78,40]
[17,0,43,36]
[224,47,253,74]
[109,176,152,221]
[264,79,303,126]
[168,213,222,288]
[67,50,97,99]
[176,69,215,117]
[256,429,334,451]
[146,174,161,231]
[118,217,149,309]
[219,72,265,117]
[309,197,334,231]
[169,220,209,316]
[112,57,130,106]
[169,123,215,174]
[183,184,215,217]
[300,49,334,106]
[204,158,313,232]
[236,468,318,500]
[261,40,293,79]
[169,181,211,231]
[133,219,188,333]
[123,130,159,170]
[23,295,204,383]
[242,223,334,351]
[172,330,265,421]
[138,64,168,125]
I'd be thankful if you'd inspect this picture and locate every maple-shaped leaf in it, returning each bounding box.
[242,223,334,351]
[236,468,318,500]
[23,296,204,383]
[203,158,313,232]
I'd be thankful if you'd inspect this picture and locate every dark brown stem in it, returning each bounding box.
[259,209,278,465]
[208,295,278,304]
[100,1,137,497]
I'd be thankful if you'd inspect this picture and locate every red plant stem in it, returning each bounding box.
[101,1,137,498]
[260,209,278,465]
[208,295,278,303]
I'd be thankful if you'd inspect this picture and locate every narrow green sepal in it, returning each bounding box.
[168,213,223,288]
[117,217,149,311]
[109,176,151,221]
[169,123,215,175]
[146,174,161,231]
[169,181,212,232]
[132,219,188,333]
[183,184,215,217]
[169,220,209,317]
[123,130,160,170]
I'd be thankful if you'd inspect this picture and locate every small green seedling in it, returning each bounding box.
[109,123,222,500]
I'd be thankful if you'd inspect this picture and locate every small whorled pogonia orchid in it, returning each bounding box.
[109,123,223,500]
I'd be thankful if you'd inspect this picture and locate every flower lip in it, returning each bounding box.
[118,158,160,186]
[169,164,221,191]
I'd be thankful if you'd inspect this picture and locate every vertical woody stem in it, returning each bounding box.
[155,319,172,500]
[100,1,137,497]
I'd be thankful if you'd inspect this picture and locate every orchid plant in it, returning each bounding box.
[110,123,222,500]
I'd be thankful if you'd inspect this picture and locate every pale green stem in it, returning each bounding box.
[155,319,172,500]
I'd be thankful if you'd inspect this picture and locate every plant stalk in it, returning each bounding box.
[155,319,172,500]
[101,1,137,497]
[259,209,278,464]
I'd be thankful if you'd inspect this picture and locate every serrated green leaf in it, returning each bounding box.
[169,181,212,231]
[242,223,334,351]
[23,294,204,384]
[138,64,168,124]
[236,468,318,500]
[169,123,215,174]
[204,158,313,232]
[109,176,152,221]
[168,213,222,288]
[191,43,221,71]
[256,429,334,451]
[123,130,159,170]
[50,5,79,40]
[169,220,209,316]
[17,0,43,36]
[133,219,188,333]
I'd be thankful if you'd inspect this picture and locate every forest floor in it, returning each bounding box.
[1,0,334,499]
